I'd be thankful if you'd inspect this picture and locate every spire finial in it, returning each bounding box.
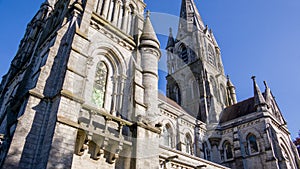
[226,75,234,88]
[140,10,160,49]
[263,81,269,89]
[166,27,175,49]
[252,76,267,111]
[146,10,150,18]
[263,80,271,108]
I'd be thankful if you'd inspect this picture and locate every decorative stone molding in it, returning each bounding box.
[90,13,136,50]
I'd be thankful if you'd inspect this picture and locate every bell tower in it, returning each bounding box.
[166,0,235,124]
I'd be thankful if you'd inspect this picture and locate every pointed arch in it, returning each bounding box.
[222,140,233,161]
[178,43,188,64]
[280,143,294,169]
[86,42,127,116]
[127,4,136,35]
[279,137,297,169]
[173,84,181,105]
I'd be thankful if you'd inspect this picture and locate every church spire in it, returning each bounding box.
[166,28,175,50]
[140,11,160,49]
[177,0,205,39]
[252,76,267,111]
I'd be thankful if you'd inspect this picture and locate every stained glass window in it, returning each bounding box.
[92,62,108,108]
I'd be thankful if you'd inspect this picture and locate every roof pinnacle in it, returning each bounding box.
[252,76,267,111]
[140,10,160,49]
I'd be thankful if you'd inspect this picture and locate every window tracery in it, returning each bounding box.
[208,44,216,66]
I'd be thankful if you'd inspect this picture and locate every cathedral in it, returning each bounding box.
[0,0,299,168]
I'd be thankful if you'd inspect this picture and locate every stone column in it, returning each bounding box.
[117,5,124,29]
[110,75,117,115]
[127,10,133,35]
[95,0,103,14]
[107,0,115,21]
[101,0,111,19]
[112,0,121,26]
[121,5,129,32]
[118,76,126,113]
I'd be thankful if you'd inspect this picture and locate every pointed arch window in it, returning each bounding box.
[222,141,233,161]
[185,134,193,155]
[92,62,108,108]
[208,44,216,66]
[127,5,135,35]
[179,44,188,64]
[173,84,181,105]
[162,124,173,147]
[247,134,259,154]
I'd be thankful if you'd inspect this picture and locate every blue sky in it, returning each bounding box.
[0,0,299,138]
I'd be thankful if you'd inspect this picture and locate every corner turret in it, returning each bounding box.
[140,11,160,49]
[139,11,161,124]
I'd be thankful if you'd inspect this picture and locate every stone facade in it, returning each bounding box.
[0,0,299,169]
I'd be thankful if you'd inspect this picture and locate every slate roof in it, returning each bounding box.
[159,93,260,124]
[219,97,256,123]
[158,93,184,111]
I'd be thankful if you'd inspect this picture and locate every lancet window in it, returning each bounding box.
[92,62,108,108]
[246,134,259,154]
[208,44,216,66]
